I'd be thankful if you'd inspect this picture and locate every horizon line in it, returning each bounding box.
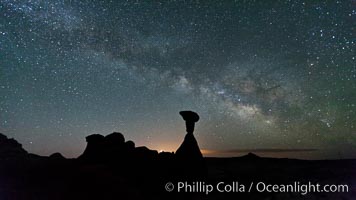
[201,148,318,154]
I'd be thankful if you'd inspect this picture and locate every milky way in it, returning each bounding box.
[1,0,355,159]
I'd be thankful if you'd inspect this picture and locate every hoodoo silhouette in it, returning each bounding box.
[175,111,205,177]
[175,111,203,160]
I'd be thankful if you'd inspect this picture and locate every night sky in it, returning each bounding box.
[1,0,355,159]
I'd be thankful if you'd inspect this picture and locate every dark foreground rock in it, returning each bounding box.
[0,109,355,200]
[0,132,355,200]
[0,133,28,160]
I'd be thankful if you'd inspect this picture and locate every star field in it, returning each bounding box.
[0,0,355,159]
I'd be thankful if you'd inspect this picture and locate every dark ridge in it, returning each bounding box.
[0,133,28,160]
[49,152,66,160]
[241,152,260,159]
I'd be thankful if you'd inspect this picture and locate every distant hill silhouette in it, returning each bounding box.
[241,152,260,159]
[49,152,66,160]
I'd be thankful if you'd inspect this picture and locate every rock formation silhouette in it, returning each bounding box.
[175,111,203,160]
[175,111,205,177]
[103,132,126,161]
[49,152,66,160]
[78,131,158,164]
[76,111,206,178]
[0,133,28,160]
[0,122,354,200]
[78,134,105,162]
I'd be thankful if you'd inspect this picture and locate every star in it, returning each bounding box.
[0,0,355,159]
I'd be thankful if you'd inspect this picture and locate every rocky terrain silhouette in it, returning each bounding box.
[0,133,28,159]
[0,111,355,200]
[176,111,203,160]
[175,111,205,177]
[78,132,159,163]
